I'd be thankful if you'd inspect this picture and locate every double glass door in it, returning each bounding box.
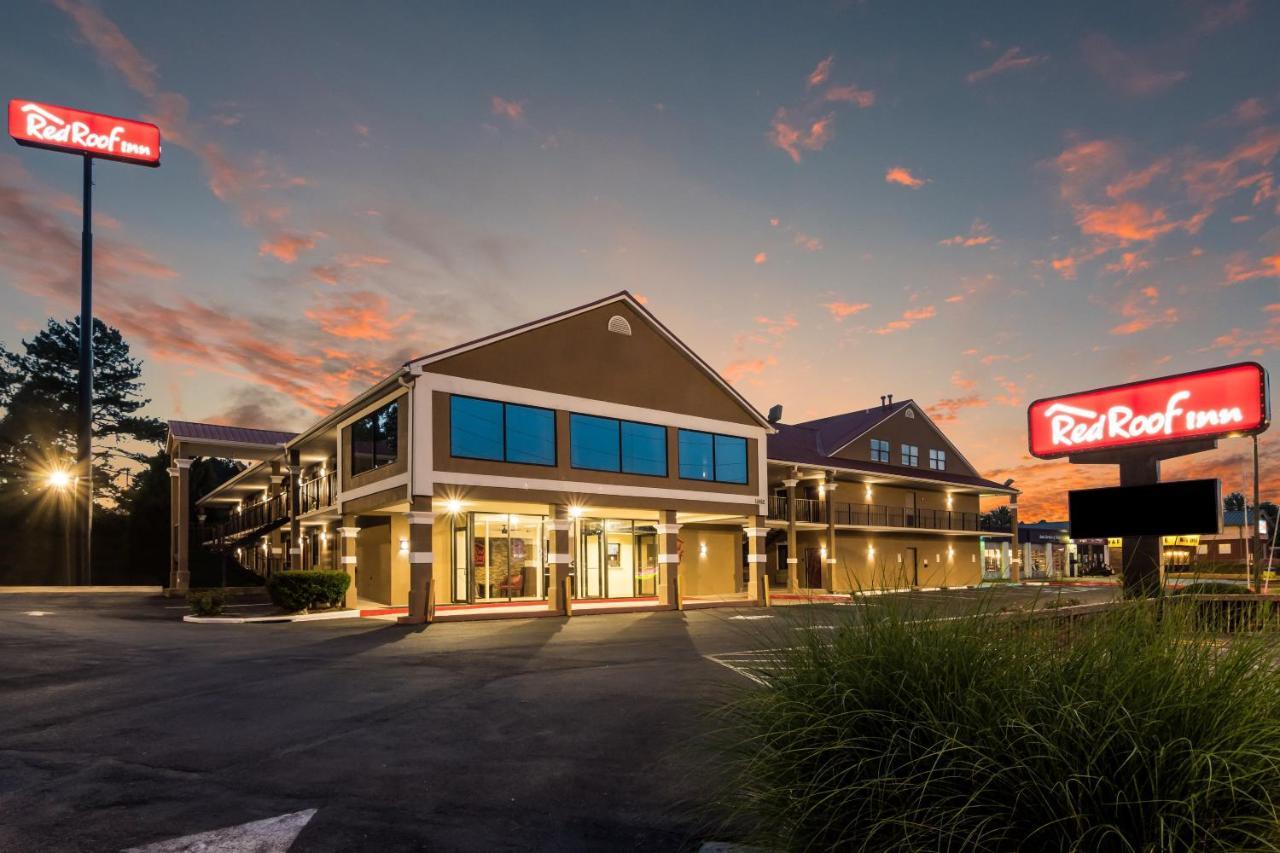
[453,513,548,603]
[577,518,659,599]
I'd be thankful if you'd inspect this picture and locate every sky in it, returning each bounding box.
[2,0,1279,519]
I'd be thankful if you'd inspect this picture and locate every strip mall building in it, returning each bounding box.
[166,293,1017,620]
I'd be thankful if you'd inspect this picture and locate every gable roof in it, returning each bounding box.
[768,418,1016,494]
[406,291,773,430]
[791,400,914,454]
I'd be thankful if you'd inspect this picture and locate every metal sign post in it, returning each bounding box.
[9,99,161,584]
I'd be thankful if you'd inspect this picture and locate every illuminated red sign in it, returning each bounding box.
[1028,362,1269,459]
[9,100,160,166]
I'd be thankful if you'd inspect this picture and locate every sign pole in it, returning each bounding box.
[77,153,94,585]
[1254,434,1262,592]
[1118,451,1162,598]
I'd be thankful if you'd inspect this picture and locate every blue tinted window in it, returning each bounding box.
[450,397,503,461]
[678,430,714,480]
[505,404,555,465]
[621,422,666,476]
[714,435,748,484]
[571,414,620,471]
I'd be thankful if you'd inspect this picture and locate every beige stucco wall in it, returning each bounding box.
[678,525,742,596]
[355,520,410,606]
[788,530,982,591]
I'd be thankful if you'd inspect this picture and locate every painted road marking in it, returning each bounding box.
[123,808,316,852]
[728,614,775,620]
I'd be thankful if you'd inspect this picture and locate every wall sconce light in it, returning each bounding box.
[936,553,941,563]
[569,506,583,519]
[864,484,873,501]
[697,542,707,558]
[867,544,875,559]
[897,552,903,563]
[445,498,463,514]
[399,537,409,554]
[820,545,828,560]
[946,494,954,510]
[320,530,327,544]
[817,482,826,499]
[947,546,955,561]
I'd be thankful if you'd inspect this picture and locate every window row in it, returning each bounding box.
[449,395,750,483]
[870,437,946,471]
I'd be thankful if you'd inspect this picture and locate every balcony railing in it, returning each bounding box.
[767,497,982,532]
[298,470,337,515]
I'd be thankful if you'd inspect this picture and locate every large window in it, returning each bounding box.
[450,395,555,466]
[570,414,667,476]
[678,429,748,484]
[351,400,399,475]
[870,438,890,463]
[929,448,946,470]
[901,443,919,466]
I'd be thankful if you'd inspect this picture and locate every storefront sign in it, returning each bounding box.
[1028,362,1268,459]
[9,100,161,166]
[1161,535,1201,547]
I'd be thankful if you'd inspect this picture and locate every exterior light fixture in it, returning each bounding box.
[864,484,873,500]
[867,544,876,559]
[445,498,463,514]
[946,494,954,509]
[399,537,409,554]
[569,506,583,519]
[817,482,826,498]
[820,545,828,560]
[947,546,955,561]
[699,542,708,558]
[320,530,327,544]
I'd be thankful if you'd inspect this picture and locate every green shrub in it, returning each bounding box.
[718,599,1280,851]
[266,570,351,613]
[186,589,225,617]
[1174,581,1250,596]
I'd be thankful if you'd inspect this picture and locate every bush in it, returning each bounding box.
[1174,581,1250,596]
[266,570,351,613]
[718,599,1280,851]
[186,589,225,617]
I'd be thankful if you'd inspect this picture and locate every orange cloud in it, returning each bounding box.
[1105,158,1171,198]
[966,46,1047,83]
[950,372,978,390]
[305,291,411,341]
[824,301,871,320]
[927,395,988,422]
[807,56,834,88]
[793,233,823,252]
[755,314,798,336]
[491,96,526,123]
[722,356,778,382]
[885,166,927,189]
[874,305,937,335]
[258,232,321,263]
[938,219,995,247]
[1075,201,1183,243]
[1110,285,1179,335]
[1225,254,1280,284]
[824,85,875,107]
[768,108,837,163]
[1050,256,1077,279]
[753,251,768,265]
[1207,304,1280,356]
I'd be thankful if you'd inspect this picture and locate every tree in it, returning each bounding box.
[980,505,1013,531]
[1224,492,1246,512]
[0,317,164,506]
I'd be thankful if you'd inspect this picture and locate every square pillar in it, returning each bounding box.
[400,497,434,624]
[1008,495,1021,583]
[319,523,333,571]
[657,510,681,610]
[287,449,301,571]
[339,516,360,609]
[824,472,837,592]
[548,505,573,614]
[784,475,799,593]
[169,458,192,592]
[744,516,768,606]
[1001,542,1011,580]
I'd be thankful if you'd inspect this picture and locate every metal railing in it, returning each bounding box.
[767,496,982,532]
[298,470,337,515]
[768,496,823,523]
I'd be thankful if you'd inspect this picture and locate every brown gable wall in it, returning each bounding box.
[828,405,979,477]
[425,302,761,426]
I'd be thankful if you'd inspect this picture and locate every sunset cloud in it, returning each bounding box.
[1110,285,1179,335]
[1080,34,1188,96]
[753,251,768,265]
[966,46,1047,84]
[938,219,995,247]
[258,232,321,263]
[304,291,411,341]
[926,394,988,422]
[768,109,836,163]
[793,233,823,252]
[769,56,873,163]
[824,301,871,321]
[885,166,928,189]
[1224,254,1280,284]
[491,96,526,124]
[874,304,936,335]
[722,356,778,382]
[807,55,834,89]
[824,85,876,107]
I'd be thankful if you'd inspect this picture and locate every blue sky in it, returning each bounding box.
[2,0,1278,515]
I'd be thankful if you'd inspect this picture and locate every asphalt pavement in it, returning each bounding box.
[0,583,1116,852]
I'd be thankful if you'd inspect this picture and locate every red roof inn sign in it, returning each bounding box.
[1028,362,1269,460]
[8,100,160,166]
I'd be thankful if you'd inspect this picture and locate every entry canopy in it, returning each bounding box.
[1028,362,1269,460]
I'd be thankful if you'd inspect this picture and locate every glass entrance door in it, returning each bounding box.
[576,518,654,599]
[469,513,547,602]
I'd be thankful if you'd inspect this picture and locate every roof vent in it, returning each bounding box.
[607,315,632,336]
[887,394,894,405]
[904,407,915,419]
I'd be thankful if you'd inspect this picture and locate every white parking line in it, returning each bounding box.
[123,808,316,852]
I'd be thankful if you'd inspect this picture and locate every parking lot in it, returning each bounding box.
[0,584,1115,852]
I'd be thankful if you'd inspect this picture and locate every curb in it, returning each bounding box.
[0,585,164,594]
[183,609,361,624]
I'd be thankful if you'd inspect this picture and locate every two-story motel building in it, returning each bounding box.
[167,292,1016,621]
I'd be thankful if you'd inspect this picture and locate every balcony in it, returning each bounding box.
[298,470,337,515]
[767,497,983,532]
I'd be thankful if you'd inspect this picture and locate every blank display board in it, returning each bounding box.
[1068,479,1222,539]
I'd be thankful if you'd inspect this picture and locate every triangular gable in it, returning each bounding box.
[827,401,981,477]
[409,292,772,429]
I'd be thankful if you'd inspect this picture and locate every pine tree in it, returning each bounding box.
[0,316,164,505]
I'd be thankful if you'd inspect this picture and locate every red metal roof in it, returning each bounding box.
[167,420,297,447]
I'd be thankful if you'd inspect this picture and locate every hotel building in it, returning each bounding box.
[166,292,1016,620]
